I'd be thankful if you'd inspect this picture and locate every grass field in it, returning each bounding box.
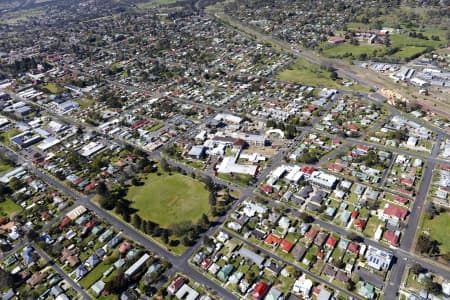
[0,199,23,218]
[421,211,450,253]
[79,262,111,289]
[42,83,63,94]
[0,8,45,24]
[136,0,180,9]
[277,56,371,92]
[0,161,12,174]
[128,173,210,227]
[322,43,383,58]
[277,57,341,88]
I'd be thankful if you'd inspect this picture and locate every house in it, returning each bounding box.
[314,232,329,247]
[91,280,105,296]
[124,253,150,278]
[252,281,269,300]
[323,264,336,277]
[292,276,313,297]
[74,265,88,281]
[348,242,359,255]
[188,145,206,159]
[366,246,393,271]
[238,247,265,267]
[280,240,294,253]
[266,287,283,300]
[328,37,346,44]
[27,271,48,287]
[292,244,307,262]
[383,230,400,247]
[358,281,376,299]
[85,254,100,269]
[265,234,282,246]
[316,288,332,300]
[354,219,366,231]
[335,270,349,284]
[305,228,318,240]
[325,236,337,249]
[167,277,185,295]
[175,284,199,300]
[217,264,233,282]
[382,204,408,221]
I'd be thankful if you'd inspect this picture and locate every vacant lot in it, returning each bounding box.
[421,211,450,254]
[128,173,210,227]
[0,199,22,218]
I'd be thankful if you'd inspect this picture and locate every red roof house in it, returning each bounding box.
[383,230,399,247]
[347,242,359,254]
[280,240,294,253]
[353,219,366,231]
[252,281,269,300]
[305,228,318,240]
[383,204,408,220]
[325,236,337,248]
[394,195,409,204]
[264,234,282,246]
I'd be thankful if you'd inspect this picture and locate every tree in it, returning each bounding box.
[0,267,16,289]
[424,277,442,295]
[416,234,439,256]
[26,230,40,242]
[330,71,338,80]
[98,195,115,210]
[197,213,210,231]
[299,212,314,223]
[9,177,23,191]
[96,181,108,196]
[160,158,170,172]
[346,232,363,242]
[410,263,426,275]
[209,192,216,206]
[132,214,142,229]
[161,229,169,244]
[104,272,128,294]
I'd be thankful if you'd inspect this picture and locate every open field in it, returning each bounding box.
[322,43,383,58]
[277,57,342,88]
[0,8,45,24]
[128,173,210,227]
[136,0,181,9]
[0,161,12,174]
[0,199,23,218]
[420,211,450,254]
[42,83,64,94]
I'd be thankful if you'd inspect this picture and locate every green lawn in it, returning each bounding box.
[42,83,63,94]
[421,211,450,253]
[79,262,111,289]
[277,57,341,88]
[136,0,180,9]
[390,33,444,49]
[0,199,22,218]
[128,173,210,227]
[388,46,427,59]
[322,43,383,58]
[0,161,12,174]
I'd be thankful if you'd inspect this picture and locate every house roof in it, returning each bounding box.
[252,281,269,299]
[348,242,359,254]
[383,230,399,247]
[305,228,318,240]
[280,239,294,253]
[383,204,408,220]
[326,236,337,248]
[264,234,282,245]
